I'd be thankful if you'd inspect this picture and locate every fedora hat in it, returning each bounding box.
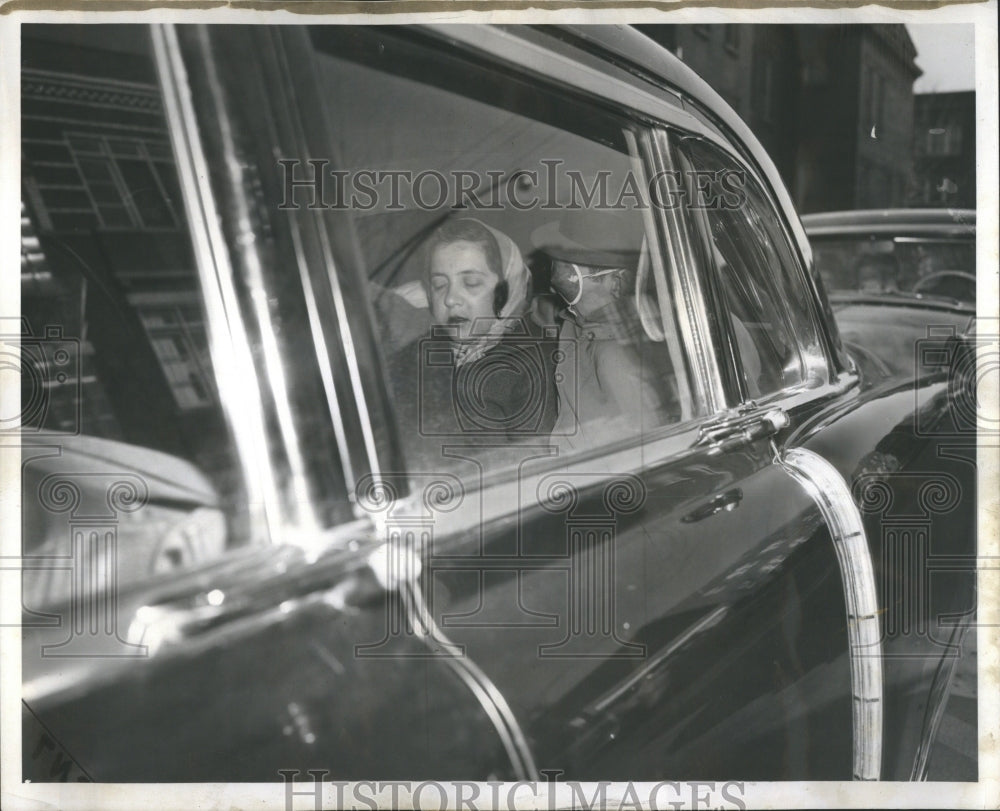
[531,208,644,268]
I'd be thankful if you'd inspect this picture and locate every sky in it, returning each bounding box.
[907,24,976,94]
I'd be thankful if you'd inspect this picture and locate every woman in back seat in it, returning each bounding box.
[388,218,558,444]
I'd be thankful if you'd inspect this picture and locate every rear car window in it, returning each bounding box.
[307,27,700,479]
[812,236,975,304]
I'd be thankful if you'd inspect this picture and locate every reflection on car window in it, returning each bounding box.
[680,138,824,400]
[812,237,975,304]
[309,28,695,477]
[20,27,258,609]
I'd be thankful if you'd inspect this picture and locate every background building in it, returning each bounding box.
[637,24,928,213]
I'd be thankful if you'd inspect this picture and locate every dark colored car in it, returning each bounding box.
[17,24,977,786]
[802,209,976,379]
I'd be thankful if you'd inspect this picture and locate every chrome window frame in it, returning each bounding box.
[341,25,736,472]
[152,23,379,545]
[666,131,859,415]
[151,24,286,543]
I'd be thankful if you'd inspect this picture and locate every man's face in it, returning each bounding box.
[551,260,621,319]
[429,240,499,340]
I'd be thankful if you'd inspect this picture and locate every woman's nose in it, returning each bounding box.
[444,288,461,308]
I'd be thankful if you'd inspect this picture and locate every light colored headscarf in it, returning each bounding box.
[430,218,531,367]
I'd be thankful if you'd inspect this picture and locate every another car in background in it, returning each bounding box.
[802,208,976,379]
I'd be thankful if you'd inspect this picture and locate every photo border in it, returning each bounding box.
[1,2,996,809]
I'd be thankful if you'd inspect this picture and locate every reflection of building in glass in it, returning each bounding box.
[637,25,924,213]
[19,200,119,438]
[911,91,975,208]
[20,26,219,458]
[19,25,244,521]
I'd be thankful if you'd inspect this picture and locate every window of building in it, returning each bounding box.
[925,125,963,156]
[67,133,181,230]
[132,295,216,410]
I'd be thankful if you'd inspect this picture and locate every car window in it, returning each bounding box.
[19,25,355,609]
[811,237,976,304]
[677,137,826,401]
[306,28,699,480]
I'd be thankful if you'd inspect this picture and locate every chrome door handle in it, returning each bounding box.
[682,488,743,523]
[696,407,789,455]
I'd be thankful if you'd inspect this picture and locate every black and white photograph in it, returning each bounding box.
[1,4,996,810]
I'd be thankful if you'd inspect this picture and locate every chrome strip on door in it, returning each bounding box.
[777,446,883,780]
[402,581,539,781]
[151,24,285,543]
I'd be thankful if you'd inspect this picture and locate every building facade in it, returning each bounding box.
[637,24,923,214]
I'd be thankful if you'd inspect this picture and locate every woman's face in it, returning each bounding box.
[429,240,500,340]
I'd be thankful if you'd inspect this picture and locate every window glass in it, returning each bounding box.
[678,137,824,400]
[18,25,355,611]
[308,28,695,478]
[812,236,975,305]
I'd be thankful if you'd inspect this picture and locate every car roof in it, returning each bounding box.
[800,208,976,238]
[555,26,779,173]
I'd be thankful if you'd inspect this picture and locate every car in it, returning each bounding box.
[17,23,978,785]
[801,208,976,379]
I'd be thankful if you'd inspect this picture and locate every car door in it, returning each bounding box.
[293,25,877,780]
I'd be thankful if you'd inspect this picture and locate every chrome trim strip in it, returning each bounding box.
[191,25,318,533]
[282,215,358,500]
[649,128,725,414]
[151,25,285,542]
[625,130,695,420]
[777,447,883,780]
[271,34,383,488]
[429,25,715,142]
[403,581,539,780]
[311,195,383,486]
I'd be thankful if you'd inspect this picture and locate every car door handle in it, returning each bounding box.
[695,407,789,455]
[682,488,743,523]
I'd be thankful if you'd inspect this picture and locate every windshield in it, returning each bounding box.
[811,236,975,305]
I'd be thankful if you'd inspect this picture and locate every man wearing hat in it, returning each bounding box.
[533,210,677,449]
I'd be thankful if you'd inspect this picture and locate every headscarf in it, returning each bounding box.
[428,218,530,368]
